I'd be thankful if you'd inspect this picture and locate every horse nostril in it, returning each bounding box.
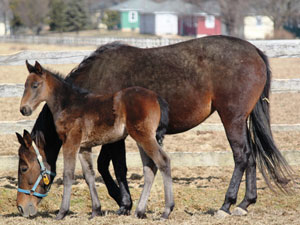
[20,106,32,116]
[20,107,27,115]
[18,206,24,215]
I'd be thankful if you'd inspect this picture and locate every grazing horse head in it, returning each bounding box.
[20,61,47,116]
[16,130,55,217]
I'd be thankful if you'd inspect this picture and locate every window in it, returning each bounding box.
[205,15,215,29]
[256,16,262,26]
[128,11,138,23]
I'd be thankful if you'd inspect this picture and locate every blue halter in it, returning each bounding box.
[18,141,56,198]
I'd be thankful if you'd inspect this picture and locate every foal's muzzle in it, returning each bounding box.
[20,106,32,116]
[17,202,37,217]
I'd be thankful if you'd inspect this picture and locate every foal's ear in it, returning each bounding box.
[16,132,26,147]
[23,129,32,148]
[26,60,35,73]
[34,61,44,75]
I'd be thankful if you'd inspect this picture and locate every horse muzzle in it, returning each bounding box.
[20,106,32,116]
[17,202,37,217]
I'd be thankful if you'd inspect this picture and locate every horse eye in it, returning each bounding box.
[20,166,28,173]
[32,82,39,89]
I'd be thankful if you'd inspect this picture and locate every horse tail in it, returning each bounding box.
[156,95,169,146]
[247,48,294,192]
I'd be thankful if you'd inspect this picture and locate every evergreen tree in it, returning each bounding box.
[64,0,88,32]
[102,11,120,30]
[49,0,67,32]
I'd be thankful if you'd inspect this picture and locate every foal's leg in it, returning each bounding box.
[97,140,132,214]
[78,147,102,218]
[217,118,250,216]
[135,140,174,219]
[56,140,81,220]
[135,145,158,218]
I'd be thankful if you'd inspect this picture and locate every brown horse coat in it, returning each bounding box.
[20,62,173,219]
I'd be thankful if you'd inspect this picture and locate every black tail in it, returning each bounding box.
[248,49,294,192]
[156,95,169,146]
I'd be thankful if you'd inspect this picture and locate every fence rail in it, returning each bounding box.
[0,38,299,168]
[1,36,300,58]
[1,79,299,98]
[1,120,299,135]
[1,150,300,171]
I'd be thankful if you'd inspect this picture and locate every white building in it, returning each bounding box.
[244,16,274,39]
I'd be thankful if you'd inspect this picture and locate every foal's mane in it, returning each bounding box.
[44,68,89,95]
[65,42,129,82]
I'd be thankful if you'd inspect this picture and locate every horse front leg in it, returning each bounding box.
[56,138,80,220]
[78,147,102,218]
[111,140,132,215]
[97,140,132,215]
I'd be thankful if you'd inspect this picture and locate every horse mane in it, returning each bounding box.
[44,67,89,95]
[65,42,129,82]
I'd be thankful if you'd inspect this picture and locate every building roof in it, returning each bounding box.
[109,0,210,15]
[109,0,159,12]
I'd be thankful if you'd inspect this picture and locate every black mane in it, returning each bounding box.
[45,68,89,95]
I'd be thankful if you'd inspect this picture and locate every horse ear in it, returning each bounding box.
[26,60,35,73]
[23,129,32,148]
[16,132,26,147]
[34,61,43,75]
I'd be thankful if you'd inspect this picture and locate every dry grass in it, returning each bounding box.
[1,166,300,225]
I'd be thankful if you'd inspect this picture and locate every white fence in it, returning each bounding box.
[0,37,299,167]
[1,38,300,135]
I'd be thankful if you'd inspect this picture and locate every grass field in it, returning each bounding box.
[0,42,300,224]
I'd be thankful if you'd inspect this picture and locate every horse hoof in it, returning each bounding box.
[215,209,230,218]
[232,207,247,216]
[117,207,131,216]
[135,211,147,219]
[55,209,69,220]
[161,213,169,220]
[90,210,103,219]
[55,213,66,220]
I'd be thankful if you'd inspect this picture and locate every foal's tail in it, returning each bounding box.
[156,96,169,146]
[247,48,294,192]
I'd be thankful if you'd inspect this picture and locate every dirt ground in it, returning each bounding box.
[0,42,300,224]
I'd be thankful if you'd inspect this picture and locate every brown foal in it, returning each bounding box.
[20,61,173,219]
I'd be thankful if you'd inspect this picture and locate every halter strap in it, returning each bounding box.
[18,141,56,198]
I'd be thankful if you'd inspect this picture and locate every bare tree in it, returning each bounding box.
[0,0,11,35]
[11,0,50,35]
[217,0,249,37]
[254,0,300,33]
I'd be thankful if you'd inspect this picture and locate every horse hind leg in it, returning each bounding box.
[216,116,251,217]
[78,147,102,218]
[135,139,174,219]
[232,129,257,216]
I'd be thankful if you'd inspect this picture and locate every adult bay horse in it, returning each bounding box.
[16,35,293,218]
[19,61,172,219]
